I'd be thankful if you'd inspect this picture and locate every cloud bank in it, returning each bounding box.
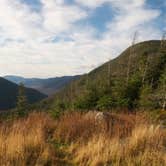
[0,0,164,77]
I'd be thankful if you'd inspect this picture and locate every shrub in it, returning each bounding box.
[96,95,115,110]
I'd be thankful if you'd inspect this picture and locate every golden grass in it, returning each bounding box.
[0,111,166,166]
[54,112,138,142]
[70,124,166,166]
[0,112,56,166]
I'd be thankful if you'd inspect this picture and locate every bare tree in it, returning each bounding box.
[126,31,138,84]
[86,73,89,87]
[161,32,166,110]
[107,61,111,87]
[162,89,166,111]
[70,82,73,108]
[160,32,166,49]
[141,55,150,85]
[148,32,166,89]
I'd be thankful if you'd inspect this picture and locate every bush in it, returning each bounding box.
[96,95,115,110]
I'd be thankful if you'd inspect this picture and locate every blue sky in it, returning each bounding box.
[0,0,165,78]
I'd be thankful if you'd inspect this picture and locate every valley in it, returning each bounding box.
[0,40,165,166]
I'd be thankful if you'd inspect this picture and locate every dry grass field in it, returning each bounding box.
[0,111,165,166]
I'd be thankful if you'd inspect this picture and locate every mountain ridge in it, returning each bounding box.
[0,77,47,110]
[37,40,166,111]
[4,75,80,96]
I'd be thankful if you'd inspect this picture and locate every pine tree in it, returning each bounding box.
[16,83,28,116]
[157,69,166,110]
[139,84,155,110]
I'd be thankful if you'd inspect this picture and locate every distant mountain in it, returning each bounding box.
[38,40,166,111]
[0,77,47,110]
[4,75,80,96]
[4,76,26,84]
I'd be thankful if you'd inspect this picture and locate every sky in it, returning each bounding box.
[0,0,165,78]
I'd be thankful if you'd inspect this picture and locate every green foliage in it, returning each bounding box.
[74,84,100,109]
[49,100,69,118]
[125,75,142,108]
[96,95,115,110]
[139,84,156,109]
[16,83,28,116]
[0,77,46,110]
[111,74,141,109]
[49,109,62,119]
[155,68,166,110]
[38,40,166,111]
[111,80,130,108]
[55,100,67,111]
[146,52,166,87]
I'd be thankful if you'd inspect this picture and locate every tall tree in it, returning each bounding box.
[139,84,155,109]
[16,83,28,116]
[140,51,150,86]
[160,32,166,110]
[126,31,138,84]
[157,65,166,110]
[160,32,166,50]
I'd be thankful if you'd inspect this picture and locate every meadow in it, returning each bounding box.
[0,110,165,166]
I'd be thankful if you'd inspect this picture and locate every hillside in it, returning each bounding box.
[4,75,80,96]
[38,40,166,111]
[0,77,47,110]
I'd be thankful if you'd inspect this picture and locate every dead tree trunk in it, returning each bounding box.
[142,55,150,86]
[160,32,166,50]
[161,32,166,110]
[70,83,73,108]
[108,62,111,87]
[162,94,166,111]
[126,31,138,84]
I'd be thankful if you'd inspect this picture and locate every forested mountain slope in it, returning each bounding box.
[38,40,166,111]
[0,78,47,110]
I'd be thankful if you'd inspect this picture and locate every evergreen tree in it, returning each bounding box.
[16,83,28,116]
[139,84,156,109]
[112,79,129,108]
[74,83,100,110]
[155,69,166,110]
[96,95,115,110]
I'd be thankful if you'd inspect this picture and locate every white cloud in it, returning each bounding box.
[0,0,87,41]
[75,0,146,9]
[108,9,160,32]
[41,0,87,35]
[0,0,164,77]
[0,0,43,40]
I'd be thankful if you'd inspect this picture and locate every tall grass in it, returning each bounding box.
[71,125,166,166]
[0,111,165,166]
[58,112,166,166]
[0,112,56,166]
